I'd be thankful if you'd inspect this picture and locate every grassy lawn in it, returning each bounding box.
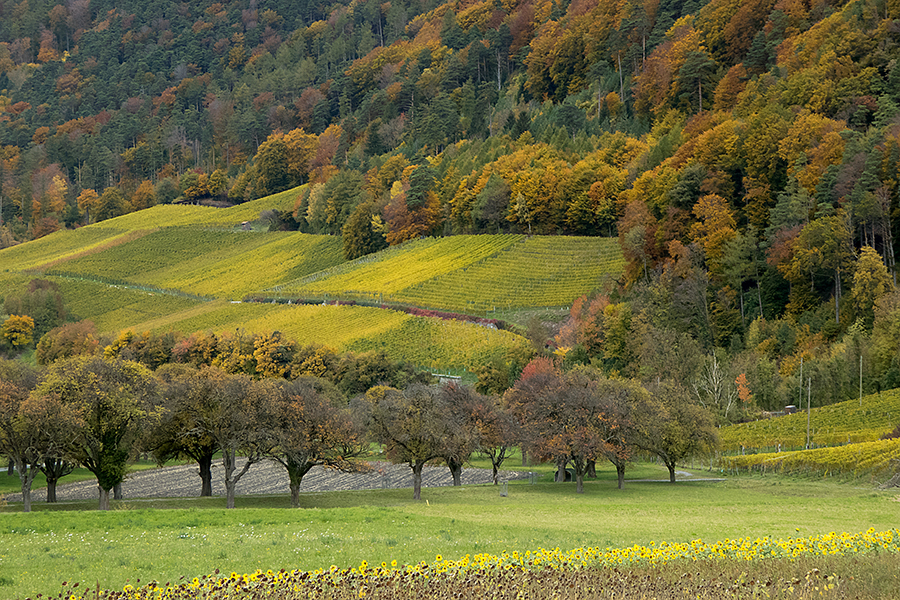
[0,459,897,599]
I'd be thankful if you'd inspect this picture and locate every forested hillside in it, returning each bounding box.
[3,0,900,417]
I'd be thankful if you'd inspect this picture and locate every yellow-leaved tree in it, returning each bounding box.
[852,246,894,327]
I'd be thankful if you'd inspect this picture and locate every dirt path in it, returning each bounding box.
[9,460,527,503]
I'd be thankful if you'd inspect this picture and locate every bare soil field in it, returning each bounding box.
[8,460,527,503]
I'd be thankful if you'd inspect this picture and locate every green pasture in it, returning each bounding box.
[0,461,897,599]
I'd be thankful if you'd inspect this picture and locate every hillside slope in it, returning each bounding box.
[1,197,624,371]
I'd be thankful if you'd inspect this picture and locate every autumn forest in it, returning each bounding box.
[1,0,900,417]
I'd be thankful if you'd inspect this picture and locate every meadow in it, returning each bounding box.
[0,461,898,599]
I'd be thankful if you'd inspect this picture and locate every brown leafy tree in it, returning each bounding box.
[358,384,456,500]
[147,365,222,497]
[185,368,277,508]
[506,359,631,493]
[0,363,40,511]
[472,394,521,485]
[35,320,99,365]
[592,375,655,490]
[436,382,482,486]
[268,377,369,508]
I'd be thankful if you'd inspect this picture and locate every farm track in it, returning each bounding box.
[8,460,528,503]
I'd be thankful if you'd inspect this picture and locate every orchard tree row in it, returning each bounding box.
[0,349,717,512]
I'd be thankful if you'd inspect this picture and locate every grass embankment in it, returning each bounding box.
[0,462,897,599]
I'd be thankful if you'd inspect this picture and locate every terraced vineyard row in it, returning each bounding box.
[272,235,524,298]
[91,186,305,230]
[722,437,900,479]
[719,390,900,451]
[0,226,130,272]
[264,235,624,313]
[345,315,531,371]
[53,278,204,333]
[45,227,344,299]
[393,236,624,312]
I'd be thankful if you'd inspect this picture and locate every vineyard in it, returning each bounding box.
[45,227,344,299]
[721,438,900,479]
[719,390,900,451]
[263,235,624,313]
[392,236,625,312]
[345,315,532,371]
[91,186,305,230]
[0,227,130,272]
[271,235,523,298]
[128,301,519,373]
[0,190,623,372]
[52,277,204,333]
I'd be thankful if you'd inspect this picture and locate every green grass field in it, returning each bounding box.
[0,461,897,599]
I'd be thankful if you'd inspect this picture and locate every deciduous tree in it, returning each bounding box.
[358,384,454,500]
[1,315,35,351]
[642,380,718,482]
[35,356,158,510]
[269,377,368,507]
[148,365,221,497]
[852,246,894,328]
[185,369,277,508]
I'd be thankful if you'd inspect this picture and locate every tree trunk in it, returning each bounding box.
[290,480,301,508]
[285,458,314,509]
[667,462,676,483]
[835,267,841,324]
[98,486,111,511]
[412,461,424,500]
[587,459,596,479]
[42,457,73,503]
[555,456,567,482]
[6,459,12,476]
[198,454,213,497]
[17,463,36,513]
[447,459,462,486]
[225,479,237,509]
[113,483,122,500]
[573,456,586,493]
[616,464,625,490]
[492,461,499,485]
[21,486,32,512]
[46,477,58,503]
[222,448,254,509]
